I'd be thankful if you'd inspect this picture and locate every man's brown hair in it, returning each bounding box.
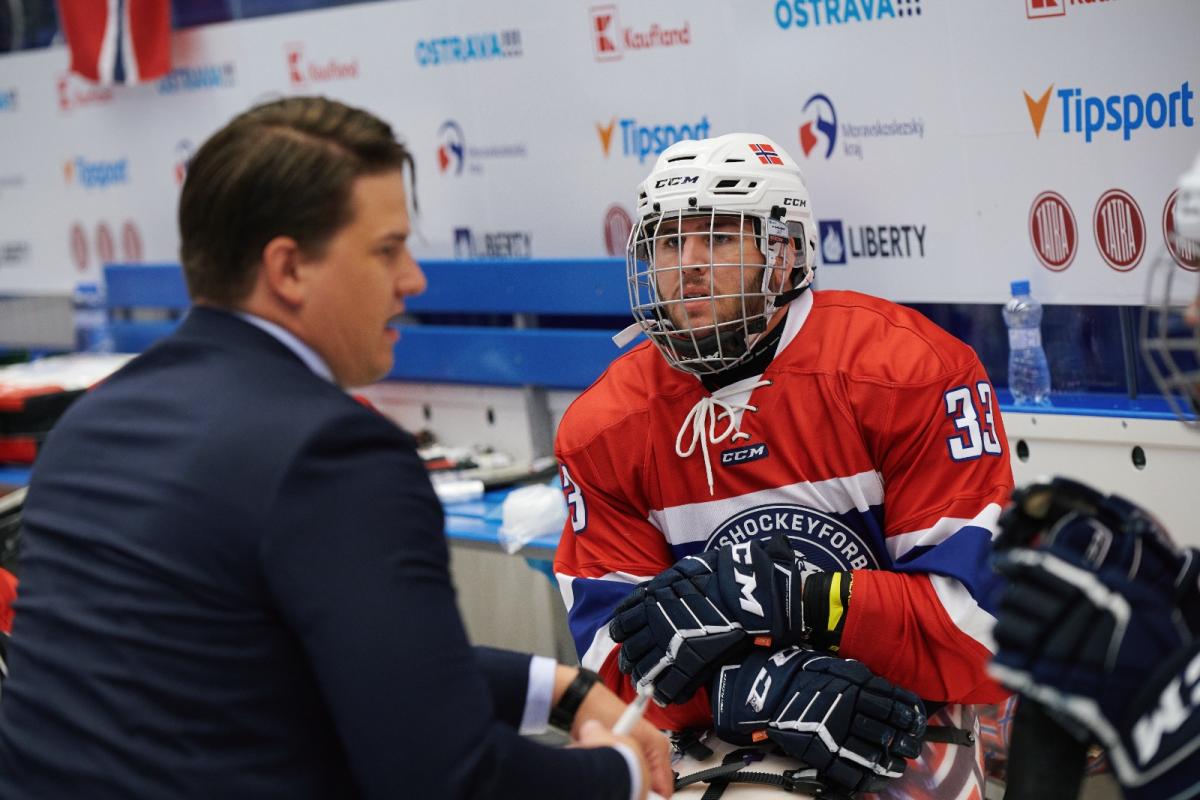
[178,96,415,305]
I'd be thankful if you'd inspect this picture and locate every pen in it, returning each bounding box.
[612,685,652,736]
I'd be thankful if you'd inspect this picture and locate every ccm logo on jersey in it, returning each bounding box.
[721,443,769,466]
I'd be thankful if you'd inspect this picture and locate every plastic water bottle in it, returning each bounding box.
[1002,280,1051,406]
[72,281,114,353]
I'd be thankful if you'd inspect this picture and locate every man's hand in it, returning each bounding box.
[573,719,657,800]
[562,666,674,798]
[711,647,926,796]
[609,534,810,706]
[989,478,1200,796]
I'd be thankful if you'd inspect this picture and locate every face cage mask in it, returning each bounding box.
[625,208,806,376]
[1140,241,1200,427]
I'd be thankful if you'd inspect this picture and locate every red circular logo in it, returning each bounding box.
[1028,191,1077,272]
[95,221,115,266]
[1093,189,1145,272]
[69,222,88,271]
[1163,189,1200,272]
[603,204,633,256]
[121,220,143,262]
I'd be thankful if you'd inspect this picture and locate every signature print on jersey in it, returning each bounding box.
[705,504,879,570]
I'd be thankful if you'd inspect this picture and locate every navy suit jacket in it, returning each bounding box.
[0,308,629,799]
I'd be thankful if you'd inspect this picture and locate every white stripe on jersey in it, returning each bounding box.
[647,470,885,547]
[929,573,998,653]
[886,503,1004,562]
[556,571,658,670]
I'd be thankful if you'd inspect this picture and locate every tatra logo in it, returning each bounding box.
[720,443,769,465]
[603,205,633,256]
[1163,190,1200,271]
[1024,86,1053,137]
[1093,189,1145,272]
[1029,191,1078,271]
[706,504,879,571]
[654,175,699,188]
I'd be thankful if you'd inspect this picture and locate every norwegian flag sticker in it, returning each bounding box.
[749,143,783,165]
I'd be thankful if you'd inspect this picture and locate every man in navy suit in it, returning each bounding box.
[0,97,670,799]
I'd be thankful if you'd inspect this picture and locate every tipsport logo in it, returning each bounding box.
[774,0,921,30]
[596,115,712,162]
[63,156,129,190]
[1024,81,1195,143]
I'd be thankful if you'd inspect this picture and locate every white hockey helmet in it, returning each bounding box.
[1141,152,1200,427]
[626,133,818,376]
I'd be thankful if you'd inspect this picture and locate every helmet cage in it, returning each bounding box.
[626,206,807,376]
[1140,240,1200,427]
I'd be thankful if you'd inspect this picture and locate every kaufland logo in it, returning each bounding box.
[597,115,712,162]
[158,63,236,94]
[591,5,691,62]
[1026,0,1116,20]
[57,74,114,112]
[286,44,359,87]
[1024,81,1195,142]
[775,0,920,30]
[63,157,129,189]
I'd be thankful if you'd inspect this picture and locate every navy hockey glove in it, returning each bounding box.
[990,478,1200,796]
[609,534,812,706]
[712,647,926,796]
[0,630,8,692]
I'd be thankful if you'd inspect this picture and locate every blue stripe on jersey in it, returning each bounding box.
[891,524,1001,612]
[566,576,640,660]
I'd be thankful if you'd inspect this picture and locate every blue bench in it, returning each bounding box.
[105,260,631,390]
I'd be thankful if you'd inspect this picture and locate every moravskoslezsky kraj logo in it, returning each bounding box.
[705,504,878,571]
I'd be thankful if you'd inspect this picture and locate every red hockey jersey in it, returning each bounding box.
[554,290,1013,799]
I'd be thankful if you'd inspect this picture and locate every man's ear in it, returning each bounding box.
[259,235,306,308]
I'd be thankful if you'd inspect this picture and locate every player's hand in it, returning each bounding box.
[573,719,659,800]
[572,676,674,797]
[609,534,809,706]
[989,478,1200,794]
[711,647,926,796]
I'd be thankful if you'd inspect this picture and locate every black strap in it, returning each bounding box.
[547,668,600,731]
[676,746,855,800]
[924,724,976,747]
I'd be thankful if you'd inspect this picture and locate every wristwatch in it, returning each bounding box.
[549,668,602,731]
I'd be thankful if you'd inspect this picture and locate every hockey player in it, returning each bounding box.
[554,133,1013,798]
[988,153,1200,800]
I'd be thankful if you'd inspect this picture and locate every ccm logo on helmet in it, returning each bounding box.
[654,175,699,188]
[783,197,806,207]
